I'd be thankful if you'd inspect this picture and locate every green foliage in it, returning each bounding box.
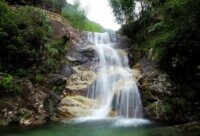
[43,39,67,71]
[118,0,200,63]
[114,0,200,120]
[175,97,187,109]
[15,68,28,77]
[0,1,70,96]
[0,4,52,71]
[0,1,69,96]
[4,0,32,5]
[163,101,172,114]
[0,73,21,94]
[61,2,103,32]
[84,20,104,32]
[35,0,66,13]
[0,2,68,76]
[109,0,135,24]
[147,21,164,33]
[34,73,44,84]
[61,2,86,30]
[4,0,66,13]
[0,73,13,90]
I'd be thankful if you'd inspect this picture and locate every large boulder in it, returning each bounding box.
[65,66,96,96]
[52,95,97,120]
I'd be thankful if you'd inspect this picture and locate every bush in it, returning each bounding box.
[0,73,21,94]
[0,73,13,90]
[34,73,44,84]
[0,2,68,75]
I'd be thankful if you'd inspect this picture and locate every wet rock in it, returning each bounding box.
[114,34,132,49]
[66,45,96,66]
[133,57,174,120]
[20,78,34,101]
[52,95,96,120]
[44,94,61,117]
[0,78,62,126]
[59,65,74,77]
[175,121,200,132]
[80,45,96,58]
[49,74,67,86]
[65,66,96,95]
[66,49,89,66]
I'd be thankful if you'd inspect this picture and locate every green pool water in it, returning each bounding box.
[0,118,199,136]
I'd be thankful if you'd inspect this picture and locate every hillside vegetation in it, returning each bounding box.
[0,0,104,95]
[109,0,200,121]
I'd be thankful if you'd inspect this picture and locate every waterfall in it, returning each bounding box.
[86,32,143,119]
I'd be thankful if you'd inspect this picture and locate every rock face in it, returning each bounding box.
[65,66,96,94]
[132,57,174,120]
[50,67,97,120]
[51,35,98,119]
[46,11,80,41]
[48,74,67,86]
[0,78,60,125]
[0,10,84,126]
[114,33,132,49]
[52,95,96,119]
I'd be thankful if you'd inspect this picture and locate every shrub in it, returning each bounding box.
[0,73,13,90]
[0,73,21,94]
[34,73,44,84]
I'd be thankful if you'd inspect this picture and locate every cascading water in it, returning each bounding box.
[86,32,143,119]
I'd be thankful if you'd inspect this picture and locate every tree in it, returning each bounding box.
[109,0,135,24]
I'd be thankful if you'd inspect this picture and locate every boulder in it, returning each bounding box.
[59,65,74,77]
[65,66,96,95]
[49,74,67,86]
[52,95,97,120]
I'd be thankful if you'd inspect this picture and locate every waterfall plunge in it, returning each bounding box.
[86,32,143,119]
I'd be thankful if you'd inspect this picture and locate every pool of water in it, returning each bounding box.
[0,118,198,136]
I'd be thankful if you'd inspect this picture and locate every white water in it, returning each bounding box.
[86,32,143,119]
